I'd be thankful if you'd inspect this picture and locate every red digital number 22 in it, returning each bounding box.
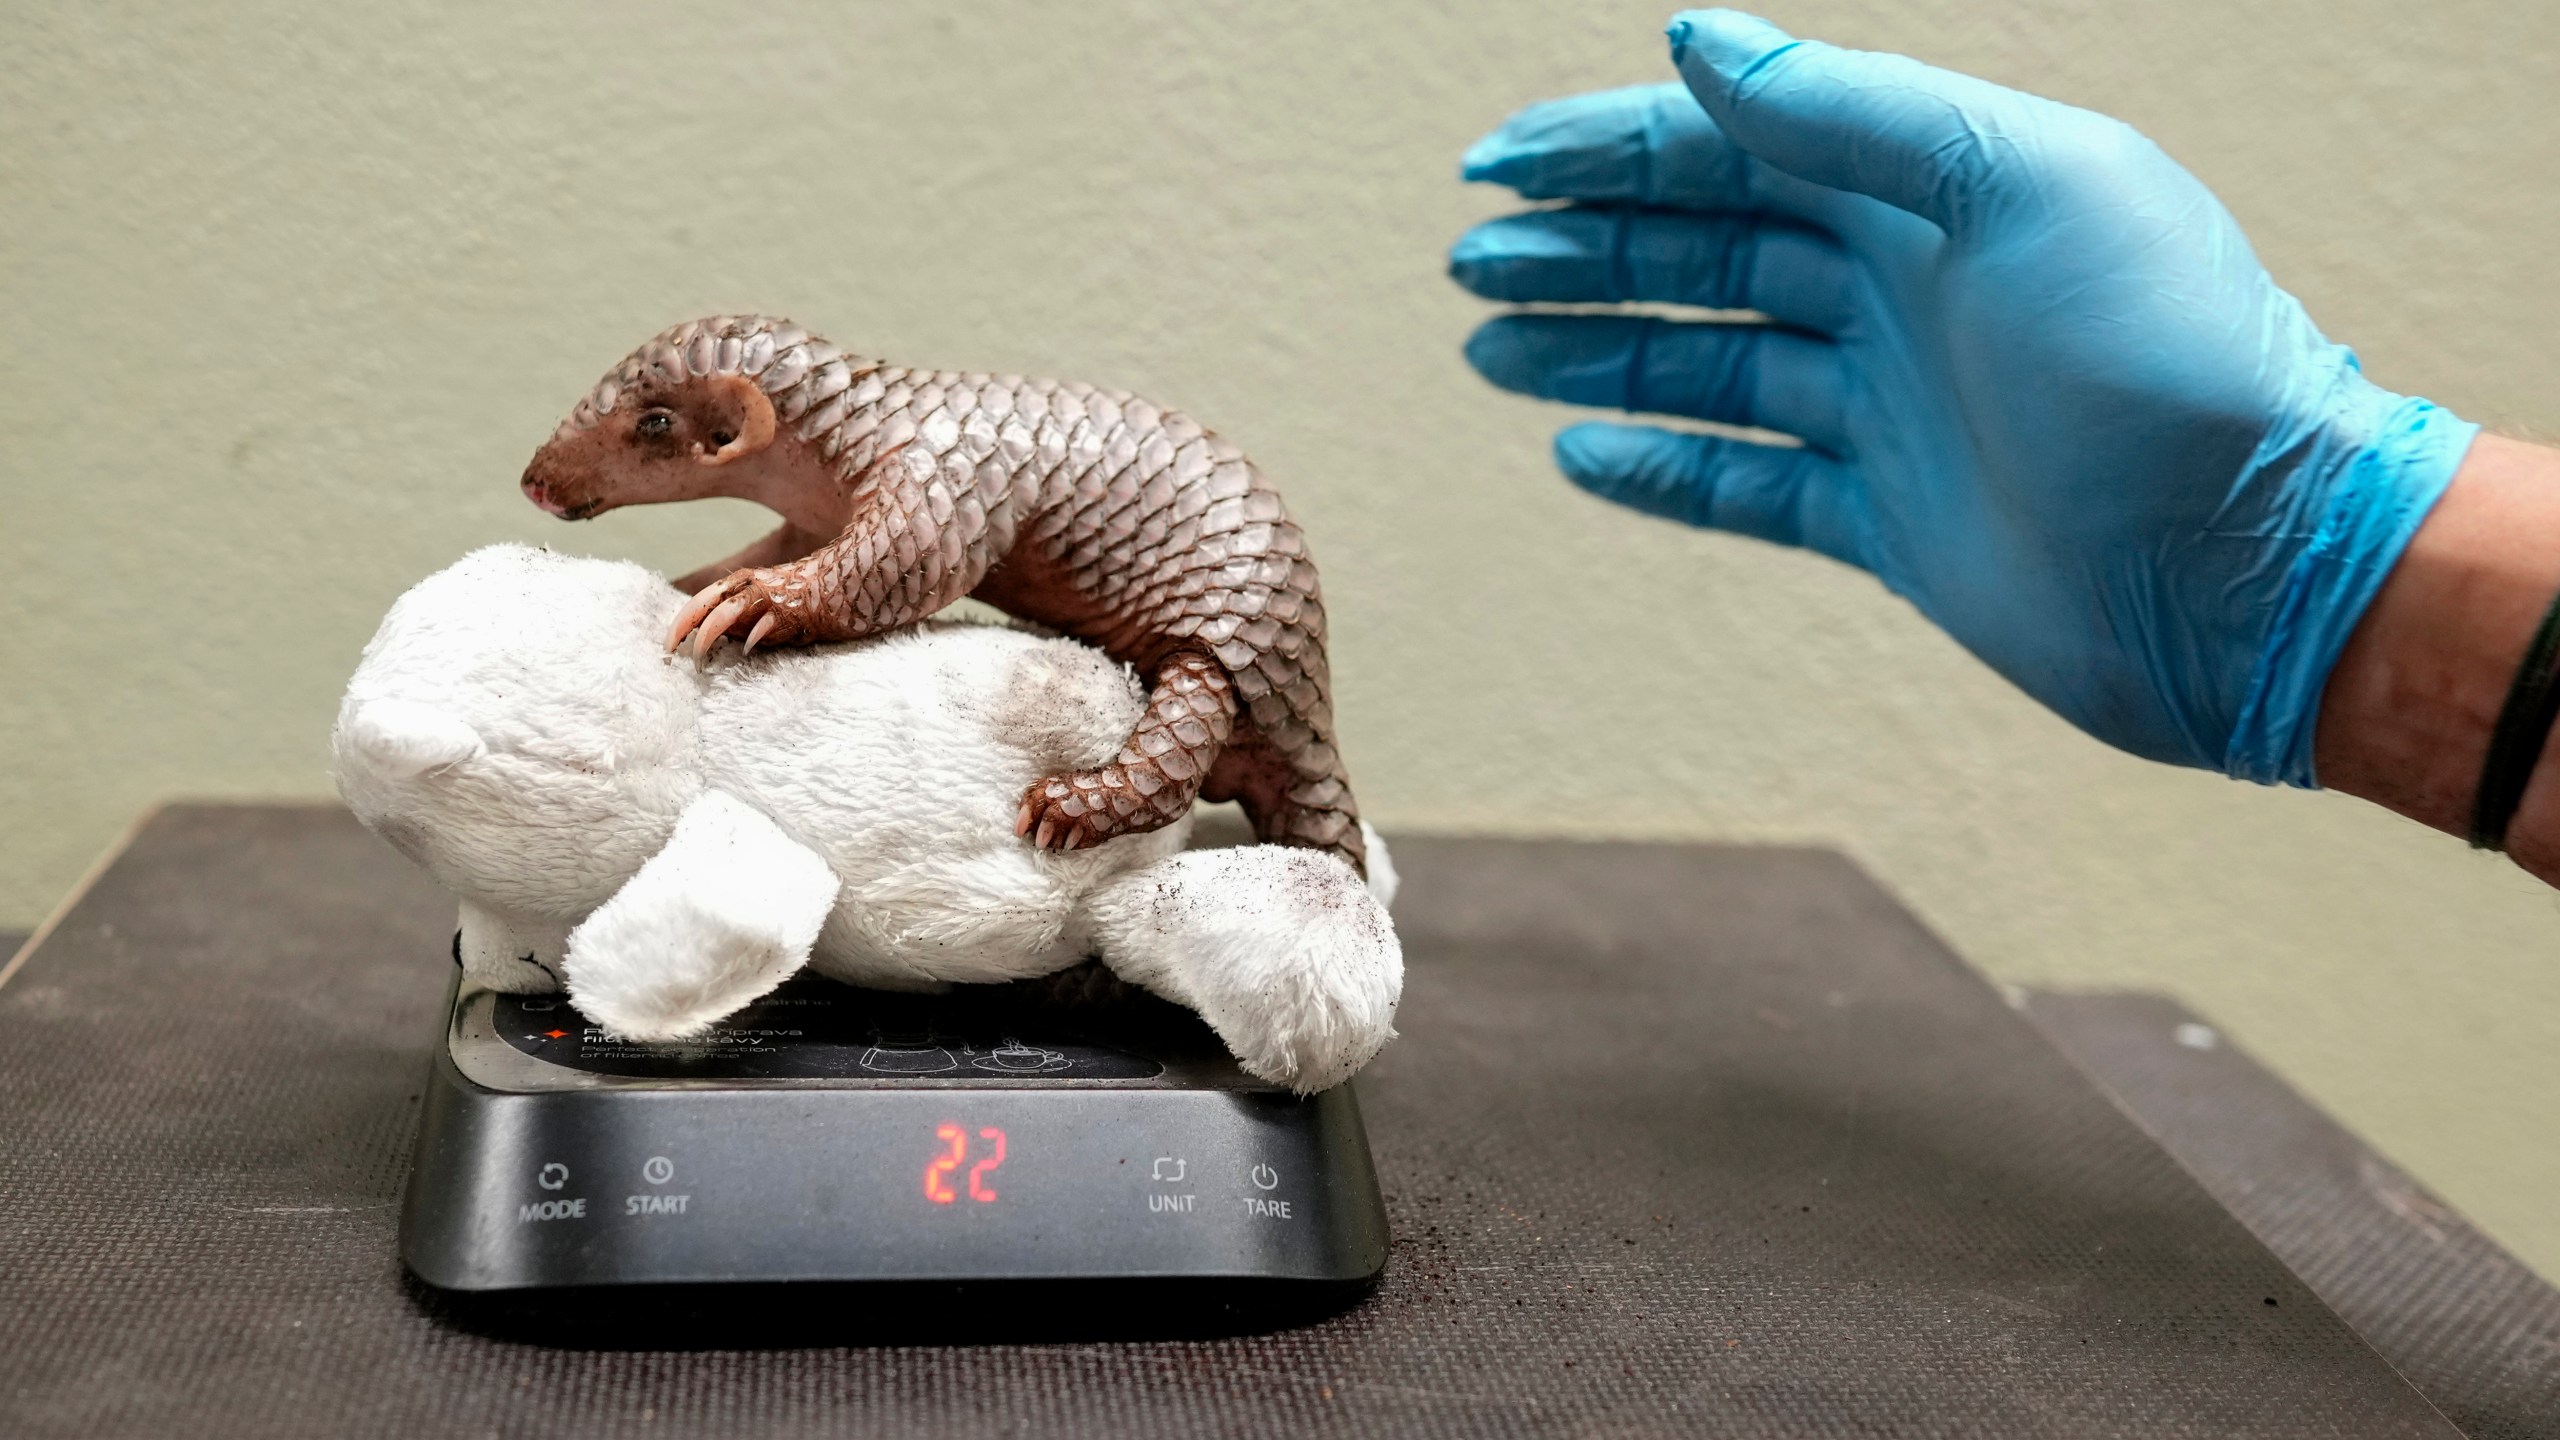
[967,1127,1006,1203]
[923,1123,1007,1205]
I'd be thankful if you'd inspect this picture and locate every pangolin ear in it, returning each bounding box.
[699,372,777,467]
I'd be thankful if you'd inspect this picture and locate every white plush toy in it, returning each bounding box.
[332,544,1400,1093]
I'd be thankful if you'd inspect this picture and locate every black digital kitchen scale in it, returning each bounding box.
[401,966,1390,1344]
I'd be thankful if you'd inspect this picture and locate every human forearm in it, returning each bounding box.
[2315,433,2560,882]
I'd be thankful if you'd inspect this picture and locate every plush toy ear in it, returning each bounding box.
[562,790,839,1041]
[696,371,776,467]
[336,698,485,780]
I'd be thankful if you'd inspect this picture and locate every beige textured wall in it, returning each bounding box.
[7,2,2559,1269]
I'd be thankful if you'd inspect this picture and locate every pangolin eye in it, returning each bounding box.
[635,410,675,439]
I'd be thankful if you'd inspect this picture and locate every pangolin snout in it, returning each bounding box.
[520,461,598,520]
[519,469,565,517]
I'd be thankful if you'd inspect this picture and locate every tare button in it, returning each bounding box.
[1244,1162,1290,1219]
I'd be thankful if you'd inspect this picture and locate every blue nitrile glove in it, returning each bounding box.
[1449,9,2478,783]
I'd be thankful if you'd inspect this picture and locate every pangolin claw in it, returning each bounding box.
[667,578,739,654]
[693,597,752,659]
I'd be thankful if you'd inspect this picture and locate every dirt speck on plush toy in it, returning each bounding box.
[518,316,1362,873]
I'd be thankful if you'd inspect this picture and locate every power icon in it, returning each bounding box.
[1250,1164,1279,1191]
[642,1156,674,1186]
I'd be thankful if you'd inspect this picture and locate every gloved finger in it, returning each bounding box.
[1448,206,1855,336]
[1554,422,1871,569]
[1461,83,1836,222]
[1466,314,1848,457]
[1667,9,2064,235]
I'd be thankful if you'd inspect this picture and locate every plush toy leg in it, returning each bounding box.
[1085,840,1402,1094]
[456,899,572,993]
[562,791,840,1041]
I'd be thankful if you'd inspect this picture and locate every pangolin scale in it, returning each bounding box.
[519,315,1363,873]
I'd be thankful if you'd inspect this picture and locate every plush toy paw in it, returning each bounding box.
[456,899,571,992]
[562,791,839,1040]
[666,565,823,659]
[1086,843,1402,1093]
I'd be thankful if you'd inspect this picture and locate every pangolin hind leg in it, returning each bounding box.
[1015,649,1234,851]
[1202,731,1367,875]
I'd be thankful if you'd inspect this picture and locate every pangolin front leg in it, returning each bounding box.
[1013,650,1233,850]
[666,560,828,659]
[667,452,999,658]
[668,520,835,596]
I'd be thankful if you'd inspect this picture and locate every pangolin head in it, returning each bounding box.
[520,315,875,521]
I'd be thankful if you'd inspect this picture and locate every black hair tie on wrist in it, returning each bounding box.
[2468,587,2560,850]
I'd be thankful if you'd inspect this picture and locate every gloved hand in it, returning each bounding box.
[1449,9,2478,783]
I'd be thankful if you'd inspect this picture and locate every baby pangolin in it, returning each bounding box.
[519,315,1363,872]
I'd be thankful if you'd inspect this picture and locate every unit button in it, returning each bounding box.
[1145,1154,1196,1215]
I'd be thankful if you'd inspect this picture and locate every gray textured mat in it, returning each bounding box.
[0,806,2458,1437]
[2028,991,2560,1439]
